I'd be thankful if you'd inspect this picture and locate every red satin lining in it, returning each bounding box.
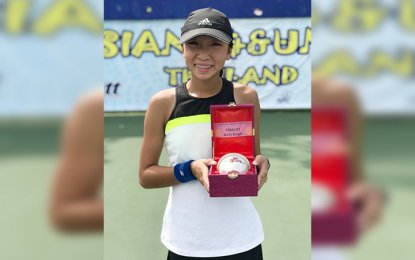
[211,105,256,175]
[312,107,350,211]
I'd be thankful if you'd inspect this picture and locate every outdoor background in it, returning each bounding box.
[1,0,414,259]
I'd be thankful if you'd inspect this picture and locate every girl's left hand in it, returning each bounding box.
[253,155,270,190]
[346,182,386,233]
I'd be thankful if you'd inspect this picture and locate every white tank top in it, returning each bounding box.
[161,109,264,257]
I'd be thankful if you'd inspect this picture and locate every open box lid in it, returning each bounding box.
[210,104,255,161]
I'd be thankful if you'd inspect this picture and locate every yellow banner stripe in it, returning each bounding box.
[165,114,211,133]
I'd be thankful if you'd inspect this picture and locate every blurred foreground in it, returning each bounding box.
[0,0,103,259]
[312,0,415,258]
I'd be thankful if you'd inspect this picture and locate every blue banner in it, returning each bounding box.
[104,0,311,20]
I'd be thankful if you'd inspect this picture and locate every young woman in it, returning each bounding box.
[139,8,270,259]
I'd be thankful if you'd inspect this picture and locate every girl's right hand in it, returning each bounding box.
[190,159,217,192]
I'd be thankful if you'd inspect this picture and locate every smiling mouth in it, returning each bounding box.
[195,64,213,70]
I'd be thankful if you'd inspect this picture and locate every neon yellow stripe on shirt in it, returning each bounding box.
[165,114,211,133]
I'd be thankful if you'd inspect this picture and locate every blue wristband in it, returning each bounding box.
[174,160,195,183]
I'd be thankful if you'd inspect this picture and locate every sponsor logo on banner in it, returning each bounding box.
[104,19,311,111]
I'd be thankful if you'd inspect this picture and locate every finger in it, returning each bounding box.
[257,162,268,190]
[347,182,368,202]
[201,165,210,192]
[205,159,217,166]
[258,173,267,190]
[357,199,373,233]
[351,186,378,233]
[252,155,263,166]
[258,162,268,179]
[258,176,264,190]
[362,190,383,230]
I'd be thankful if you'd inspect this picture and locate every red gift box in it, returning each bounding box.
[209,104,258,197]
[312,107,357,245]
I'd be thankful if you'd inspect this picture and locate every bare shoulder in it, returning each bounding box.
[147,87,176,124]
[63,90,104,153]
[233,82,259,104]
[149,88,175,103]
[72,90,104,117]
[65,89,103,133]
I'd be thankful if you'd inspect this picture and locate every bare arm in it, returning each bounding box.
[139,89,220,192]
[50,91,103,231]
[138,90,180,188]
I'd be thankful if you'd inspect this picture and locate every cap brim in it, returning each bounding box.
[180,28,232,44]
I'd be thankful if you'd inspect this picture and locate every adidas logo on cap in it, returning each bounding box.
[180,8,233,44]
[198,18,212,26]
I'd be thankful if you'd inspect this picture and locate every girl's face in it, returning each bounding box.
[182,35,231,81]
